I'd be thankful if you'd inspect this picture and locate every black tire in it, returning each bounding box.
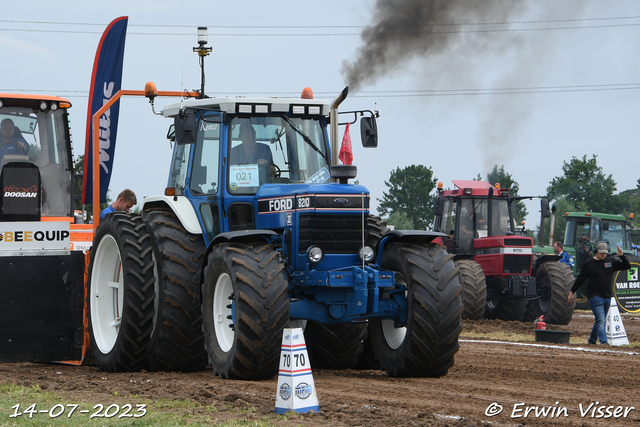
[143,208,207,371]
[455,259,486,320]
[356,330,380,370]
[525,262,575,324]
[304,321,367,369]
[87,213,155,372]
[366,215,389,247]
[369,242,462,378]
[485,297,528,321]
[202,240,289,380]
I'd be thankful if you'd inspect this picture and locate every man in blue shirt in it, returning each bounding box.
[553,241,574,269]
[99,189,137,219]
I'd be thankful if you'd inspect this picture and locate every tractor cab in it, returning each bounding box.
[0,95,76,219]
[562,212,635,271]
[434,180,520,256]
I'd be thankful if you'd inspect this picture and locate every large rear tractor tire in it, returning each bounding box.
[455,259,486,320]
[304,321,367,370]
[525,262,575,324]
[87,213,155,372]
[202,240,289,380]
[369,242,462,377]
[143,208,207,371]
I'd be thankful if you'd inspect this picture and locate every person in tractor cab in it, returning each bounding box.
[568,241,631,345]
[231,123,273,166]
[99,189,137,219]
[0,118,29,162]
[553,241,575,269]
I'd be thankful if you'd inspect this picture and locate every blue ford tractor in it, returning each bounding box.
[86,73,462,380]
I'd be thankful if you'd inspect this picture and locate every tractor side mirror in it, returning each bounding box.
[174,112,197,145]
[360,117,378,148]
[540,198,551,218]
[433,197,444,217]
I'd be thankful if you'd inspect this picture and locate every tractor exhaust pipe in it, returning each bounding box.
[330,86,349,166]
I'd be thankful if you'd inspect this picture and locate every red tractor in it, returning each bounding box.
[433,180,575,324]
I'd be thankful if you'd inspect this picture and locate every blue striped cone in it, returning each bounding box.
[274,327,320,414]
[606,298,629,346]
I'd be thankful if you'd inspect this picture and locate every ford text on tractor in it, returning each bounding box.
[534,211,640,313]
[86,82,463,379]
[432,180,575,324]
[0,94,92,363]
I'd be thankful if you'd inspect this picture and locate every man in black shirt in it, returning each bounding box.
[568,241,631,345]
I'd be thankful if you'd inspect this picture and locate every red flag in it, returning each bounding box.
[339,122,353,165]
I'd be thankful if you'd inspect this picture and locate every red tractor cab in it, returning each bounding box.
[433,180,575,323]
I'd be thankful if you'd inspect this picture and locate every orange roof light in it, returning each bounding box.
[145,82,158,99]
[437,182,443,190]
[301,87,314,99]
[495,183,501,189]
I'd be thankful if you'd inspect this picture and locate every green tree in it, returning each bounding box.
[74,154,110,222]
[486,165,528,223]
[546,155,621,213]
[384,211,414,230]
[377,165,437,230]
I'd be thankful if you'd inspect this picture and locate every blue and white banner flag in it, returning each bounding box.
[82,16,128,204]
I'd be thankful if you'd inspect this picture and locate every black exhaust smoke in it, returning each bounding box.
[341,0,527,92]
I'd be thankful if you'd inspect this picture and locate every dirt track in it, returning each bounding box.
[1,311,639,426]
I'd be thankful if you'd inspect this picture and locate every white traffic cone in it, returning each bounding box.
[606,297,629,346]
[274,327,320,414]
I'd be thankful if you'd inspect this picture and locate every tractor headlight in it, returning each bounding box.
[359,245,375,263]
[307,246,324,263]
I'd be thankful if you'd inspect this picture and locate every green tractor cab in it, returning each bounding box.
[534,211,640,312]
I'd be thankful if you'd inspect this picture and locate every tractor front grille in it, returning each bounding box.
[504,238,532,247]
[298,214,363,254]
[503,254,532,274]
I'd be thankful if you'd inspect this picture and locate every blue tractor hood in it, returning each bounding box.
[255,182,371,200]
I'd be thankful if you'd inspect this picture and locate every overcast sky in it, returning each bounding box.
[2,1,639,227]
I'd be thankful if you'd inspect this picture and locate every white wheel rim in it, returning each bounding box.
[383,272,407,350]
[213,272,234,352]
[90,235,124,354]
[382,319,406,350]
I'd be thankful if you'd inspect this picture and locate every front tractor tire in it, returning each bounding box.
[202,240,289,380]
[369,242,463,377]
[87,213,155,372]
[304,321,367,370]
[525,262,575,324]
[455,259,487,320]
[143,209,207,371]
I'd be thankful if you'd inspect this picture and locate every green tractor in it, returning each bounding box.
[534,211,640,313]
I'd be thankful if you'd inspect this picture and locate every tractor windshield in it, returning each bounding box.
[0,107,72,217]
[460,197,512,239]
[602,220,630,250]
[227,116,329,195]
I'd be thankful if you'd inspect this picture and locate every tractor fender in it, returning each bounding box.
[142,195,202,235]
[209,229,278,248]
[375,230,448,265]
[532,254,561,275]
